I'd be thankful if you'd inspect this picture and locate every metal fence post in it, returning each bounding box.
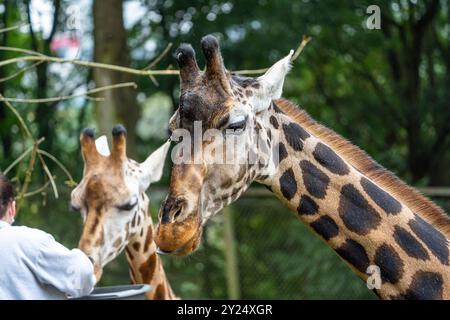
[223,205,241,299]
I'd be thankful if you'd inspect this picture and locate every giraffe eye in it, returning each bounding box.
[70,203,80,212]
[226,117,247,132]
[117,199,137,211]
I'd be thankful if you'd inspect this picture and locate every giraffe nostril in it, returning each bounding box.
[173,207,182,221]
[161,197,186,223]
[161,202,172,224]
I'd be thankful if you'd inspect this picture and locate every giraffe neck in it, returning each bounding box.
[260,99,450,299]
[125,205,176,300]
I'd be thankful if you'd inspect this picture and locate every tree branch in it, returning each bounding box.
[0,82,136,103]
[0,46,44,56]
[16,141,39,212]
[25,0,39,52]
[0,35,311,77]
[2,138,45,175]
[46,0,61,44]
[0,24,30,34]
[415,0,440,32]
[37,149,76,186]
[1,94,58,198]
[0,60,44,83]
[0,54,179,76]
[23,178,53,198]
[144,42,173,70]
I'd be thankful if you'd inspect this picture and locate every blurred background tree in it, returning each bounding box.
[0,0,449,299]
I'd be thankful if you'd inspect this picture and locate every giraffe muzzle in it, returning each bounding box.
[156,246,185,256]
[156,247,171,255]
[155,198,203,256]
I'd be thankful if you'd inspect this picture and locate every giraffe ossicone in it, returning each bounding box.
[155,34,450,300]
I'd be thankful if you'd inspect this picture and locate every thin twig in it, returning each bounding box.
[0,24,30,34]
[0,36,311,77]
[0,94,33,138]
[3,138,45,175]
[291,35,311,62]
[233,36,311,75]
[0,55,180,76]
[0,46,45,56]
[16,143,38,213]
[1,96,58,197]
[23,178,53,198]
[0,82,137,103]
[144,42,173,70]
[0,61,44,83]
[36,152,58,198]
[148,74,159,86]
[37,149,76,185]
[146,43,171,85]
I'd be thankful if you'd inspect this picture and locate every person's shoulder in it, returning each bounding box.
[10,225,54,243]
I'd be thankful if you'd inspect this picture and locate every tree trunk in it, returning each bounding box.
[0,0,12,158]
[383,1,442,184]
[93,0,138,157]
[25,0,60,155]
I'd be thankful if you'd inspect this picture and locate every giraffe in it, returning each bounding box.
[71,125,176,300]
[154,34,450,299]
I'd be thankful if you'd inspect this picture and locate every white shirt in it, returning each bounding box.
[0,221,96,300]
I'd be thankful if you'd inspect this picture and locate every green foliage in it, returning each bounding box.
[1,0,449,299]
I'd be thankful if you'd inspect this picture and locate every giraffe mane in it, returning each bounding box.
[274,98,450,238]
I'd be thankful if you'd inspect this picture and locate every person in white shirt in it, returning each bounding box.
[0,173,96,300]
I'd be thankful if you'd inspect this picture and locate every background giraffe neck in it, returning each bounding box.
[261,99,450,299]
[125,204,176,300]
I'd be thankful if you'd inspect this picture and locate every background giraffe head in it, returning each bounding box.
[71,125,170,281]
[155,34,292,256]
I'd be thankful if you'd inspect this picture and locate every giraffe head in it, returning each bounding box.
[71,125,170,281]
[155,35,293,255]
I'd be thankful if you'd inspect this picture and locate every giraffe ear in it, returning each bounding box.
[140,140,171,189]
[253,50,294,113]
[168,109,180,137]
[95,136,111,157]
